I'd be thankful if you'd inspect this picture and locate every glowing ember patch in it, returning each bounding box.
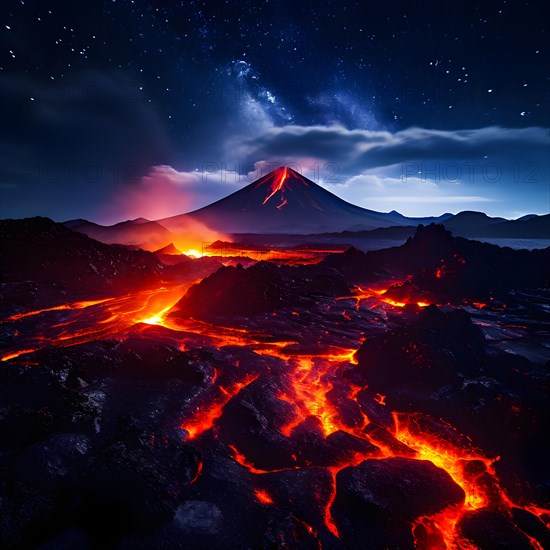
[292,516,317,537]
[141,305,173,325]
[184,249,202,258]
[325,348,359,364]
[350,285,432,310]
[254,488,274,505]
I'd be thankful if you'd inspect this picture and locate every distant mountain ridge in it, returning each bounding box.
[60,167,548,248]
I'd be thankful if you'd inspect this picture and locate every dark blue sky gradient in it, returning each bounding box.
[1,0,548,221]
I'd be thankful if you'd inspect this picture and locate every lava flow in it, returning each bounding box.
[262,166,289,207]
[172,317,549,548]
[181,372,259,440]
[0,285,187,361]
[350,284,432,309]
[2,265,549,549]
[260,166,310,209]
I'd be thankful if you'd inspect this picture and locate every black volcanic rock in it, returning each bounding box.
[0,481,56,547]
[170,261,350,318]
[331,457,464,548]
[350,303,550,500]
[171,261,284,317]
[511,508,550,549]
[442,210,506,236]
[316,245,388,282]
[322,224,550,299]
[353,305,487,395]
[0,217,163,298]
[83,439,198,530]
[382,225,549,302]
[458,510,533,549]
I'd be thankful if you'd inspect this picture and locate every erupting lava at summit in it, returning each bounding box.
[262,166,289,206]
[260,166,310,209]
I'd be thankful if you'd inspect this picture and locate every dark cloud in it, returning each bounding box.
[234,125,550,175]
[0,71,171,220]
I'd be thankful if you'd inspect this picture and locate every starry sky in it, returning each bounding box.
[1,0,548,222]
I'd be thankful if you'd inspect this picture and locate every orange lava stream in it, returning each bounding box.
[394,412,550,549]
[1,348,38,362]
[350,285,432,310]
[0,286,187,361]
[190,458,203,484]
[394,413,495,511]
[3,273,549,548]
[276,356,344,437]
[3,298,114,322]
[180,373,259,440]
[262,166,288,206]
[228,443,301,475]
[224,340,550,548]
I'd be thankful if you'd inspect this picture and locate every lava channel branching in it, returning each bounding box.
[2,273,549,548]
[180,373,259,440]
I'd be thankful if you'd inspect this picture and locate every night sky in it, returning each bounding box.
[1,0,548,222]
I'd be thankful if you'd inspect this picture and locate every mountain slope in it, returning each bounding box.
[159,167,449,234]
[62,168,547,244]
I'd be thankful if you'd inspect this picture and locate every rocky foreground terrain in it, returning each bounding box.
[0,219,549,548]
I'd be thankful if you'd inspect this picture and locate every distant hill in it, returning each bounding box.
[154,242,182,255]
[443,211,549,239]
[61,168,548,245]
[63,218,172,250]
[1,217,163,294]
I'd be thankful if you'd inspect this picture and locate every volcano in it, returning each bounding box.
[63,167,549,248]
[159,166,448,234]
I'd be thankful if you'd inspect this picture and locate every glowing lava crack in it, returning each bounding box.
[2,267,549,548]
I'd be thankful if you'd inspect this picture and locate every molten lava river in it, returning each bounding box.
[1,275,548,549]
